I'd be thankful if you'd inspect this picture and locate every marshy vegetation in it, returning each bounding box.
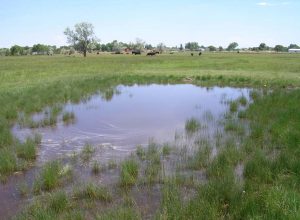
[0,53,300,219]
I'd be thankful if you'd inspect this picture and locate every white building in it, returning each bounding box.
[288,49,300,53]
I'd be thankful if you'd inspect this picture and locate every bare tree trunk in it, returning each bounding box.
[83,50,87,57]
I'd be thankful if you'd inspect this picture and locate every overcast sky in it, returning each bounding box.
[0,0,299,48]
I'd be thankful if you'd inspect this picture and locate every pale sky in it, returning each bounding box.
[0,0,299,48]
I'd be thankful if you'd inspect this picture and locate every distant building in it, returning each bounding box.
[288,49,300,53]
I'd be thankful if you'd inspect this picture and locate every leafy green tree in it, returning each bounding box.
[64,22,99,57]
[208,45,217,52]
[259,43,269,51]
[219,46,224,51]
[32,44,49,54]
[94,43,101,51]
[274,45,287,52]
[145,44,153,50]
[185,42,199,51]
[226,42,238,51]
[288,44,300,49]
[10,45,23,56]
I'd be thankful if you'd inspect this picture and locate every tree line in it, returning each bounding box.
[1,22,299,56]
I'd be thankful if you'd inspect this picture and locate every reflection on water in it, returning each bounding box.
[13,84,251,164]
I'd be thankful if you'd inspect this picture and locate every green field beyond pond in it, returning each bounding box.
[0,53,300,219]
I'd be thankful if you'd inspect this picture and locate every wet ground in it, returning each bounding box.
[1,84,251,219]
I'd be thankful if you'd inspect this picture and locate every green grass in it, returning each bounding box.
[62,111,75,124]
[16,137,38,161]
[96,206,141,220]
[73,182,112,202]
[34,160,64,192]
[80,143,95,162]
[185,117,201,133]
[91,160,101,174]
[229,101,239,112]
[1,53,300,218]
[120,158,139,187]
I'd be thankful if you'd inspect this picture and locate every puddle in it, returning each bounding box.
[2,84,252,219]
[13,84,251,164]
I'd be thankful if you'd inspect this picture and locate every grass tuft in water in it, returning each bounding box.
[49,191,69,213]
[0,148,17,181]
[120,158,139,187]
[185,117,201,133]
[91,161,101,175]
[34,160,64,192]
[238,96,248,106]
[73,182,112,202]
[136,145,146,160]
[62,111,75,124]
[80,143,95,162]
[229,101,239,112]
[16,137,37,161]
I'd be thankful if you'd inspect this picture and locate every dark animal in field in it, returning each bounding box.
[97,52,100,55]
[132,50,141,55]
[155,51,160,54]
[147,52,156,56]
[191,53,194,56]
[199,52,202,56]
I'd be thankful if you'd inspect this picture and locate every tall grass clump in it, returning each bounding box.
[16,137,37,161]
[91,160,101,174]
[238,96,247,106]
[73,182,112,202]
[185,117,201,133]
[62,111,75,124]
[0,148,17,180]
[229,101,238,112]
[96,206,141,220]
[80,143,95,162]
[49,191,69,213]
[120,158,139,187]
[136,145,146,160]
[34,160,63,192]
[187,144,211,170]
[144,143,162,184]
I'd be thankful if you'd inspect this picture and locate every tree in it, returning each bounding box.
[64,22,99,57]
[208,45,217,52]
[259,43,268,51]
[134,38,145,51]
[274,45,287,52]
[185,42,199,51]
[179,44,184,51]
[157,43,166,53]
[10,45,23,56]
[226,42,238,51]
[219,46,224,51]
[145,44,153,50]
[32,44,49,54]
[288,44,300,49]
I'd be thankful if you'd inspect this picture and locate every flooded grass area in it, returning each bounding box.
[12,84,250,164]
[1,84,253,219]
[1,54,300,219]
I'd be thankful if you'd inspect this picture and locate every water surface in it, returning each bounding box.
[13,84,250,164]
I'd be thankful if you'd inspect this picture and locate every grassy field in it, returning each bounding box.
[0,52,300,219]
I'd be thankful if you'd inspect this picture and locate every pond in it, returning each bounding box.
[12,84,251,164]
[1,84,252,219]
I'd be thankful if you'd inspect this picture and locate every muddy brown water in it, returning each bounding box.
[1,84,251,219]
